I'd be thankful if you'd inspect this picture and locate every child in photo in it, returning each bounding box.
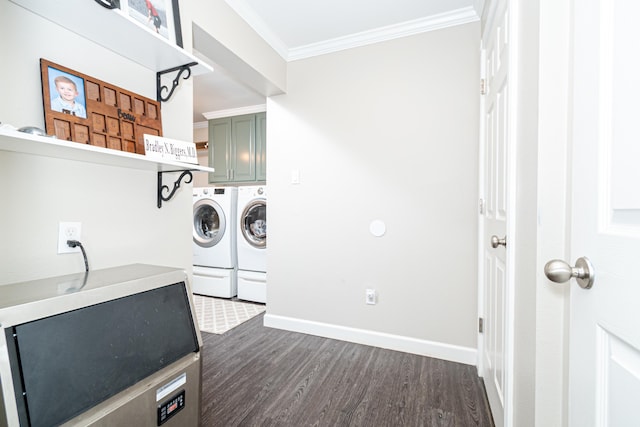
[146,0,161,33]
[51,75,86,118]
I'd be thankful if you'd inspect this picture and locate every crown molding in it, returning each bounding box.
[288,6,479,61]
[202,104,267,120]
[225,3,480,62]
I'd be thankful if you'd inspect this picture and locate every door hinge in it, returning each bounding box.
[478,317,484,333]
[480,78,487,95]
[479,198,485,215]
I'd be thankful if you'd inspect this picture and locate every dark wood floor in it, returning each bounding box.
[200,313,494,426]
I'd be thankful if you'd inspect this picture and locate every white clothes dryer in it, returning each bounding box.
[192,187,237,298]
[236,185,267,303]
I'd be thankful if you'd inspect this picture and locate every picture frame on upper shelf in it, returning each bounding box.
[120,0,183,47]
[45,65,88,120]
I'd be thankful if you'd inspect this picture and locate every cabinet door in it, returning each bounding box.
[255,112,267,182]
[231,114,256,182]
[208,118,232,183]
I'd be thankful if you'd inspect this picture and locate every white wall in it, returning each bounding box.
[265,23,481,358]
[0,2,194,284]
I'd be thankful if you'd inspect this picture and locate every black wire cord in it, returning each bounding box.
[67,240,89,272]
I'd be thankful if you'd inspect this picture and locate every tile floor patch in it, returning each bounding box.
[193,295,265,334]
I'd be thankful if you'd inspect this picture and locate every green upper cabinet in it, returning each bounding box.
[231,114,256,182]
[208,118,232,183]
[208,113,266,184]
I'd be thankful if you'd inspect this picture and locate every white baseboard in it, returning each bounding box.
[263,314,477,366]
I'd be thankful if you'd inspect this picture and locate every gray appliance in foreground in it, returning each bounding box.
[0,264,203,427]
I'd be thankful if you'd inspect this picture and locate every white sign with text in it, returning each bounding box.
[144,134,198,164]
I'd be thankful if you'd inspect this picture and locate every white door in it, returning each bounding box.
[480,0,511,425]
[562,0,640,425]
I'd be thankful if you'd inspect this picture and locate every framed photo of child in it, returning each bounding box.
[120,0,183,47]
[46,67,87,119]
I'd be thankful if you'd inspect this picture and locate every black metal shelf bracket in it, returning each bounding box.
[157,170,193,208]
[157,62,198,102]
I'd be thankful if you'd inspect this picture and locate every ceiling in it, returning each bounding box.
[192,0,480,124]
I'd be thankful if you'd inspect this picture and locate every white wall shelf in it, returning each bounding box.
[1,128,213,208]
[0,128,214,174]
[9,0,213,77]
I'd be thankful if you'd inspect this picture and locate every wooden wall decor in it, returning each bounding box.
[40,59,162,154]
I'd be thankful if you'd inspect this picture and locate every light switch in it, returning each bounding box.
[291,169,300,184]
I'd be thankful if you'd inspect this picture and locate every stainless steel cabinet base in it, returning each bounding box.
[63,353,202,427]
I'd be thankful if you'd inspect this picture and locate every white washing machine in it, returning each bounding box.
[192,187,237,298]
[236,185,267,303]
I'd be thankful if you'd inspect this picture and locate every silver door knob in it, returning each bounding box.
[544,257,595,289]
[491,235,506,248]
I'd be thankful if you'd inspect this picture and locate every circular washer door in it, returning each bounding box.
[240,200,266,249]
[193,198,226,248]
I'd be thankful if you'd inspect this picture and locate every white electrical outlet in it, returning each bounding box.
[365,289,376,305]
[58,222,82,254]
